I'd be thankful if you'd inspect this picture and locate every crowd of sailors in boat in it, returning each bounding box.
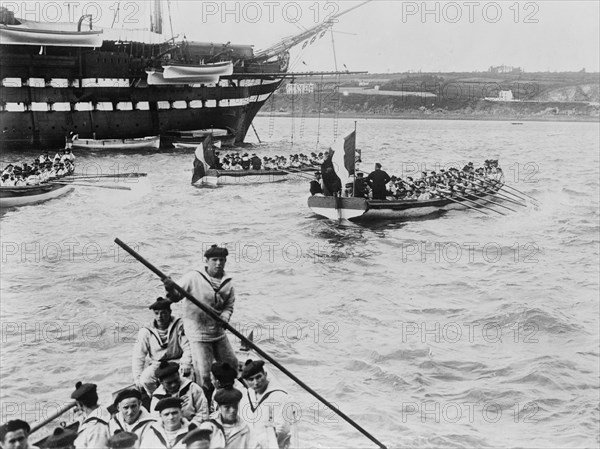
[208,151,323,171]
[312,158,502,201]
[0,246,294,449]
[0,150,75,187]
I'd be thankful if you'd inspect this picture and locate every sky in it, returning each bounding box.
[5,0,599,73]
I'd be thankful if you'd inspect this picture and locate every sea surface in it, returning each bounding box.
[1,117,599,448]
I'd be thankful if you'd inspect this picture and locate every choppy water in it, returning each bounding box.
[1,117,599,448]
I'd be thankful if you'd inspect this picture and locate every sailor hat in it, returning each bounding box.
[241,359,265,379]
[113,388,142,407]
[181,425,212,445]
[149,298,171,310]
[43,428,77,448]
[155,397,182,412]
[71,382,97,401]
[108,431,138,449]
[204,245,228,258]
[214,388,243,405]
[155,361,179,380]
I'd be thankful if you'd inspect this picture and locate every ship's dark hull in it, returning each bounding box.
[0,95,274,150]
[0,45,282,150]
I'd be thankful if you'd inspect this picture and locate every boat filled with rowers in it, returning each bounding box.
[307,129,533,222]
[190,136,321,186]
[1,242,388,449]
[0,150,76,208]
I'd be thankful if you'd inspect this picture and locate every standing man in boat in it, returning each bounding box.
[70,382,111,449]
[309,172,323,196]
[132,298,193,395]
[250,154,262,170]
[320,151,342,196]
[108,389,156,440]
[0,420,38,449]
[366,163,391,200]
[241,360,294,449]
[163,245,238,403]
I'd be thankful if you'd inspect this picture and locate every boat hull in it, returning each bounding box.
[69,136,160,150]
[0,44,283,150]
[308,189,502,221]
[0,183,73,208]
[0,24,103,47]
[197,169,291,186]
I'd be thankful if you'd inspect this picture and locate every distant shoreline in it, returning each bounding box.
[257,111,599,123]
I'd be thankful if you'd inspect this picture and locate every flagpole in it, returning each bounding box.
[352,121,357,197]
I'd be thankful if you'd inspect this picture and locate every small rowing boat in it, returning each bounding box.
[167,128,236,148]
[194,168,292,185]
[67,135,160,150]
[0,182,73,209]
[191,134,315,186]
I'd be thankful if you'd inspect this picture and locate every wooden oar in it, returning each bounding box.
[67,172,147,180]
[53,182,131,191]
[30,401,77,434]
[479,178,525,204]
[439,193,489,216]
[501,182,538,203]
[451,192,505,215]
[478,177,535,204]
[113,238,388,449]
[484,190,528,207]
[279,168,316,181]
[469,191,518,213]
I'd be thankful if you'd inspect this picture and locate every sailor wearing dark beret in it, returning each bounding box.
[197,387,259,449]
[132,297,192,396]
[241,360,265,380]
[70,381,110,449]
[211,362,237,387]
[209,362,249,416]
[150,361,208,425]
[139,397,192,449]
[162,244,239,396]
[243,359,295,448]
[43,428,77,449]
[0,420,37,449]
[107,431,138,449]
[108,388,155,441]
[180,424,212,449]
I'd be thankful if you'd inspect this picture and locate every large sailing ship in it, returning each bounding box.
[0,1,366,151]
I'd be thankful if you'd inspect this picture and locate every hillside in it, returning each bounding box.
[261,71,600,121]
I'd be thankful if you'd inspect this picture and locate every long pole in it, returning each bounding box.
[477,177,529,203]
[113,239,387,449]
[251,123,262,144]
[53,182,131,191]
[470,191,518,213]
[352,121,357,198]
[451,192,505,215]
[500,181,538,203]
[30,402,77,434]
[439,194,489,216]
[67,173,147,180]
[483,189,528,207]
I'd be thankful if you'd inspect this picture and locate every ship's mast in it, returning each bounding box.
[150,0,163,35]
[252,0,371,61]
